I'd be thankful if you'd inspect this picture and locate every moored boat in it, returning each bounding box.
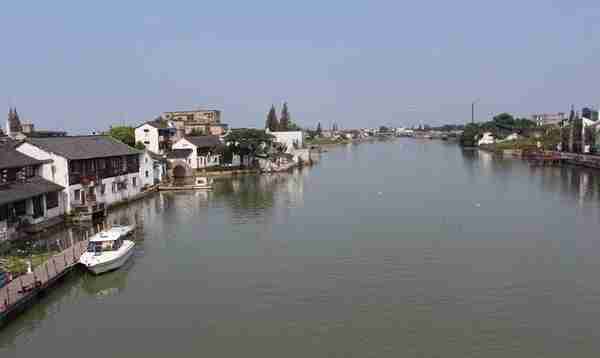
[79,227,135,275]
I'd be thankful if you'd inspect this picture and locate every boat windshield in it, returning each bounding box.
[87,240,123,254]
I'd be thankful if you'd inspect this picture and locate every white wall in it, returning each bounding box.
[18,142,143,213]
[270,131,304,153]
[140,151,155,187]
[172,138,198,168]
[135,124,160,154]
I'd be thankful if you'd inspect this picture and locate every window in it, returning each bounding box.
[100,184,106,195]
[132,177,137,187]
[112,182,117,193]
[145,170,149,178]
[98,159,106,170]
[145,157,148,164]
[32,196,44,219]
[14,201,26,216]
[144,129,149,133]
[46,192,59,209]
[74,189,81,201]
[144,141,150,145]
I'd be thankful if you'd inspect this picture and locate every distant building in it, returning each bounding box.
[582,107,599,122]
[532,112,566,127]
[477,132,495,146]
[6,107,67,139]
[267,130,304,153]
[162,109,228,137]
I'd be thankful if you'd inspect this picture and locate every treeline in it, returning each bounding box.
[265,102,301,131]
[459,113,536,147]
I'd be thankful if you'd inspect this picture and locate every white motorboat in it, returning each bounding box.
[79,227,135,275]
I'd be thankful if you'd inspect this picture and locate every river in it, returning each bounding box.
[2,139,600,357]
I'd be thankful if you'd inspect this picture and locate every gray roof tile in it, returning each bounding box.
[0,176,64,206]
[25,136,141,160]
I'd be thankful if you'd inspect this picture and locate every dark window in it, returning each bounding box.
[144,129,149,133]
[14,201,26,216]
[46,192,59,209]
[33,196,44,218]
[132,177,137,187]
[0,205,8,221]
[74,189,81,201]
[144,141,150,145]
[112,182,117,193]
[145,170,149,178]
[100,184,106,195]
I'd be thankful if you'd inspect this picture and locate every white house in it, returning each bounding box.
[170,136,222,170]
[17,136,144,219]
[134,119,177,155]
[140,150,166,187]
[477,132,495,146]
[267,130,304,153]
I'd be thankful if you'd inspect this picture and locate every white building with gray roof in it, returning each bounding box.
[16,136,144,220]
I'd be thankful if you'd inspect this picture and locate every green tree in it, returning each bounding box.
[108,126,136,147]
[265,105,279,132]
[224,128,275,166]
[280,102,290,131]
[316,122,322,136]
[459,123,479,147]
[135,141,146,150]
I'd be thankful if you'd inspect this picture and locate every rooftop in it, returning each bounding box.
[0,176,64,206]
[0,144,46,170]
[166,149,193,159]
[184,135,222,148]
[23,135,141,160]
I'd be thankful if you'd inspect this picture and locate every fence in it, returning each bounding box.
[0,239,89,314]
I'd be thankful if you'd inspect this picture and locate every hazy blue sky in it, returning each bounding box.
[1,1,599,133]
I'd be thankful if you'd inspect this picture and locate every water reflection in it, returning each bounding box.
[461,149,600,212]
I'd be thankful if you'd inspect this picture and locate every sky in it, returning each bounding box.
[1,0,599,133]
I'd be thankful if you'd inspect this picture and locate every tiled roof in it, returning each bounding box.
[24,136,141,160]
[166,149,193,159]
[0,176,64,206]
[184,135,221,148]
[0,145,45,170]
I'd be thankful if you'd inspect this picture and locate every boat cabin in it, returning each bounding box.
[87,231,125,254]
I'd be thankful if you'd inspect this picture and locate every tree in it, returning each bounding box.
[316,122,322,136]
[265,105,279,132]
[108,126,136,147]
[332,122,339,132]
[379,125,390,133]
[224,128,275,166]
[280,102,290,131]
[459,123,479,147]
[135,141,146,150]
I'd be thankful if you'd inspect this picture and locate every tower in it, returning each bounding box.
[6,107,23,137]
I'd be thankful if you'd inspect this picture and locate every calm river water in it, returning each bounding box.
[2,139,600,357]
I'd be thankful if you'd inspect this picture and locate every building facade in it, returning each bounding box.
[162,110,228,136]
[134,119,176,155]
[170,136,223,170]
[16,136,143,217]
[0,139,65,242]
[532,113,566,127]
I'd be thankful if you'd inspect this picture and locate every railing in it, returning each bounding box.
[72,202,106,214]
[0,239,89,314]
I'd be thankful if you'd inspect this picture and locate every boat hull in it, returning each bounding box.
[81,242,135,275]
